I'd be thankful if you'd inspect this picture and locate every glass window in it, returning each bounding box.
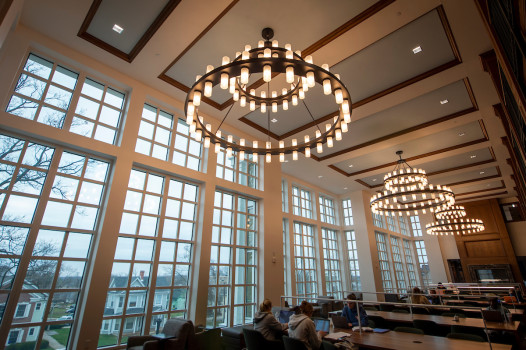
[292,222,317,300]
[292,186,313,219]
[389,236,407,292]
[319,196,336,225]
[281,180,288,213]
[375,232,393,293]
[216,147,258,189]
[100,169,198,346]
[6,53,127,145]
[321,228,342,298]
[0,134,109,349]
[399,216,410,236]
[386,215,399,233]
[6,54,78,129]
[403,239,418,288]
[345,231,361,291]
[342,199,353,226]
[207,191,257,328]
[172,118,203,171]
[373,213,385,228]
[410,216,422,236]
[415,240,431,287]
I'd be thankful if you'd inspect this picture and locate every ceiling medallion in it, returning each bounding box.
[184,27,352,163]
[426,205,485,235]
[370,151,455,216]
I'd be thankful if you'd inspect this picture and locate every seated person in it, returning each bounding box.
[288,300,327,350]
[342,293,368,327]
[254,298,288,341]
[409,287,431,305]
[487,297,511,322]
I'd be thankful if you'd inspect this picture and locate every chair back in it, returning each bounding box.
[447,332,485,342]
[283,335,308,350]
[394,326,424,334]
[162,318,195,348]
[412,319,440,336]
[243,328,269,350]
[195,328,222,350]
[321,340,338,350]
[367,315,387,329]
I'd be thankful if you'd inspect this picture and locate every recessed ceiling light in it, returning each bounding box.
[480,171,485,175]
[112,24,124,34]
[372,178,377,182]
[271,118,278,123]
[440,99,449,105]
[470,155,477,159]
[344,187,348,190]
[412,46,422,54]
[348,164,353,168]
[318,175,323,178]
[458,132,465,136]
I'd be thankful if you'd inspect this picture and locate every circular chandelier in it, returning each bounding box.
[184,27,352,162]
[426,205,485,235]
[370,151,455,216]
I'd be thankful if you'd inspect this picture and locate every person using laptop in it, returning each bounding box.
[253,298,288,342]
[486,297,511,322]
[288,300,327,350]
[409,287,431,305]
[342,293,369,327]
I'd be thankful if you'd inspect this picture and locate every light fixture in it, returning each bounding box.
[426,205,485,235]
[184,28,351,162]
[112,24,124,34]
[412,46,422,54]
[470,155,477,159]
[370,151,455,216]
[458,132,465,136]
[440,99,448,105]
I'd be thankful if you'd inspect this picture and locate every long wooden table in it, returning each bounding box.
[333,328,512,350]
[366,310,520,332]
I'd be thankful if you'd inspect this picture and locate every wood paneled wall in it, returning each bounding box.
[454,199,522,282]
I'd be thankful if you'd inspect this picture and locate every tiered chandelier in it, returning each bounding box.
[184,28,352,163]
[426,205,485,235]
[370,151,455,216]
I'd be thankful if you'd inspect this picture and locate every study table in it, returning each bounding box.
[366,310,520,332]
[332,328,512,350]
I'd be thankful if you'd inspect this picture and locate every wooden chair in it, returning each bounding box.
[282,336,308,350]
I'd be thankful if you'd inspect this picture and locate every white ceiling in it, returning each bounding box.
[17,0,513,201]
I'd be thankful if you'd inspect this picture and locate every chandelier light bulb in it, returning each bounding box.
[299,89,305,99]
[286,66,294,83]
[193,91,201,106]
[306,71,315,87]
[302,77,309,92]
[292,95,298,105]
[215,142,220,153]
[222,56,230,65]
[242,51,249,60]
[293,150,298,160]
[323,79,331,95]
[272,102,277,112]
[272,40,278,47]
[341,122,348,133]
[305,147,311,157]
[305,55,313,64]
[258,40,264,48]
[263,64,272,82]
[264,48,271,58]
[335,129,342,140]
[285,44,292,51]
[226,147,232,157]
[194,129,202,142]
[233,90,240,101]
[250,100,256,111]
[266,153,271,163]
[239,150,245,159]
[327,136,333,148]
[241,67,249,84]
[261,103,266,113]
[204,81,213,97]
[253,152,258,162]
[322,63,329,71]
[283,100,288,110]
[229,77,236,94]
[335,89,343,104]
[240,96,246,107]
[204,137,210,148]
[206,65,214,73]
[220,73,229,89]
[280,153,285,162]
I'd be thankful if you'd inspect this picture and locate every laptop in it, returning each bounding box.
[313,318,330,332]
[278,310,295,323]
[331,314,350,329]
[482,310,505,323]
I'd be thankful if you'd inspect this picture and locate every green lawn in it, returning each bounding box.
[50,327,70,346]
[97,334,119,347]
[49,306,67,319]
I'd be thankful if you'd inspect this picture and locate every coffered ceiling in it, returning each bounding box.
[17,0,513,201]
